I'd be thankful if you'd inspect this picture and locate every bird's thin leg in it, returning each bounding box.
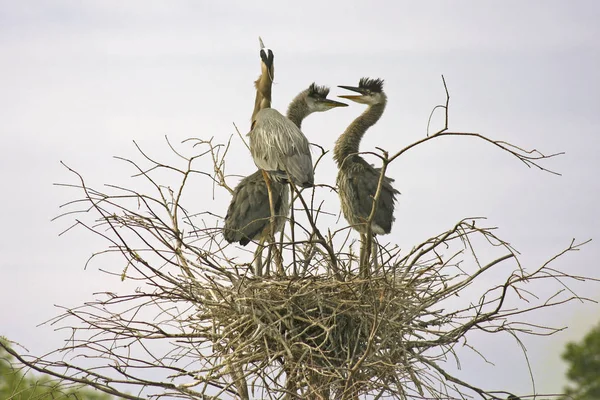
[289,188,297,277]
[372,236,379,272]
[365,231,373,278]
[261,170,284,275]
[359,232,366,277]
[253,238,265,277]
[359,229,373,278]
[265,243,272,277]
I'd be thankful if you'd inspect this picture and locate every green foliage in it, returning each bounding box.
[562,322,600,400]
[0,339,113,400]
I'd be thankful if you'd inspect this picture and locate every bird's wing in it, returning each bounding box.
[223,171,286,245]
[250,109,313,186]
[280,152,314,187]
[350,164,398,234]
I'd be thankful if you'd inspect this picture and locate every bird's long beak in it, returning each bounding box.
[322,98,348,108]
[338,85,366,94]
[337,94,363,101]
[260,48,274,70]
[337,85,367,102]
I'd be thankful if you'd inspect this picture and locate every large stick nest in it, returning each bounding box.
[188,237,499,399]
[212,276,411,365]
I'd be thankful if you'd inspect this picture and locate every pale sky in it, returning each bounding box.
[1,1,599,398]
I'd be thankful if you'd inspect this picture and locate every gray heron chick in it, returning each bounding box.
[224,84,347,246]
[333,77,398,236]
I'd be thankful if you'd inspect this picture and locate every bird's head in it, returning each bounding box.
[258,37,275,80]
[259,47,274,78]
[338,77,386,105]
[305,83,348,112]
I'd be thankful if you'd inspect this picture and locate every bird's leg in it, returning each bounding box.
[289,188,297,276]
[359,232,366,277]
[265,244,271,277]
[261,170,284,276]
[372,236,379,272]
[359,231,372,278]
[265,235,283,277]
[253,238,265,277]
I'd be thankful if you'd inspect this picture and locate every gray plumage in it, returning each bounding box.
[334,77,398,235]
[250,108,314,187]
[224,84,347,245]
[248,83,343,188]
[223,171,289,246]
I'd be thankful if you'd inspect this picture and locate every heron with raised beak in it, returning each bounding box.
[224,42,347,275]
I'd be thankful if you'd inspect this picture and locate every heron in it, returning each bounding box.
[224,84,347,270]
[333,77,398,273]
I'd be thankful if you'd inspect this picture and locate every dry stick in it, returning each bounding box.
[390,75,563,174]
[207,136,235,195]
[170,153,196,279]
[233,122,251,151]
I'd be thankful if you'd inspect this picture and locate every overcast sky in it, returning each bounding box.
[1,1,599,398]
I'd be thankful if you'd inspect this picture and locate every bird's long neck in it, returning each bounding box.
[286,91,310,129]
[333,101,386,167]
[251,65,274,122]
